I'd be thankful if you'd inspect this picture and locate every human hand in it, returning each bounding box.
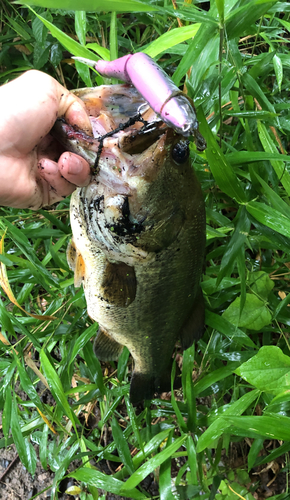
[0,70,92,209]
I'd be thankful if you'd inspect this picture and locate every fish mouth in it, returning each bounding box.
[119,120,167,155]
[52,84,170,172]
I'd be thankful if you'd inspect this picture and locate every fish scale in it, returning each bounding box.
[54,84,206,403]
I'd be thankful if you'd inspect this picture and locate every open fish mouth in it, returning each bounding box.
[52,84,168,174]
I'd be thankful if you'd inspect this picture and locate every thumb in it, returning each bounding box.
[56,84,92,136]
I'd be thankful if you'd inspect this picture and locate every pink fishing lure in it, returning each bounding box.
[73,53,206,150]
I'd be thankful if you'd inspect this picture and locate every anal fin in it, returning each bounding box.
[94,326,123,361]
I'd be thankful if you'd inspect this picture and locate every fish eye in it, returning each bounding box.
[172,140,190,164]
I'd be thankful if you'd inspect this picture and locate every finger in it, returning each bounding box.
[59,152,91,187]
[0,70,92,158]
[63,100,93,136]
[0,70,60,156]
[56,88,92,136]
[38,158,77,205]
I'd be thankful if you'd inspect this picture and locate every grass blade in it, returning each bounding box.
[246,201,290,239]
[187,434,198,485]
[125,396,145,456]
[15,355,44,411]
[114,427,175,480]
[111,415,135,475]
[75,10,86,46]
[69,322,98,367]
[40,349,78,431]
[196,390,260,452]
[28,8,100,61]
[171,361,187,432]
[194,362,240,396]
[20,0,158,12]
[257,121,290,196]
[172,22,218,86]
[225,1,277,39]
[121,434,187,491]
[2,386,12,445]
[159,430,175,500]
[197,109,246,203]
[117,346,130,382]
[144,24,200,58]
[11,394,37,475]
[223,415,290,441]
[69,468,147,499]
[39,424,49,470]
[82,341,106,395]
[110,11,118,61]
[0,218,58,289]
[182,344,196,432]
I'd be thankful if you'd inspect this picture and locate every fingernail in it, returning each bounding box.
[69,100,84,115]
[67,101,92,135]
[67,154,83,174]
[38,160,58,174]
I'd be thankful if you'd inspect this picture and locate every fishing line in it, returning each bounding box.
[93,112,150,174]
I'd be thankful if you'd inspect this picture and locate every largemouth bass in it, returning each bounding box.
[54,84,206,403]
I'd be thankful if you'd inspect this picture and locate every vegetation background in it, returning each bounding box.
[0,0,290,498]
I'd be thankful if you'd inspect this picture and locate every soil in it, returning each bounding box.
[0,386,287,499]
[0,436,288,500]
[0,380,159,499]
[0,442,143,499]
[0,442,75,500]
[0,430,158,500]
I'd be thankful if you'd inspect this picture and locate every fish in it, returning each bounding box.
[53,84,206,403]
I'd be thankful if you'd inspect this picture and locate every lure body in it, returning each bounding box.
[74,53,206,149]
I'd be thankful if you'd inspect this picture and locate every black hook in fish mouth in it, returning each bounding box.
[92,113,166,174]
[92,112,149,174]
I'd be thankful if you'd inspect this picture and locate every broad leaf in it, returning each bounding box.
[235,346,290,395]
[223,294,272,331]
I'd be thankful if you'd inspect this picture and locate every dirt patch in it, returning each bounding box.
[0,440,153,500]
[0,444,56,499]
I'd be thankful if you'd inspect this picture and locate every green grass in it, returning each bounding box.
[1,0,290,498]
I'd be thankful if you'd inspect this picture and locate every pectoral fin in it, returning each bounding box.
[67,238,86,288]
[100,261,136,307]
[94,326,123,361]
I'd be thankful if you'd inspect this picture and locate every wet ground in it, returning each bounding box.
[0,444,57,499]
[0,438,157,499]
